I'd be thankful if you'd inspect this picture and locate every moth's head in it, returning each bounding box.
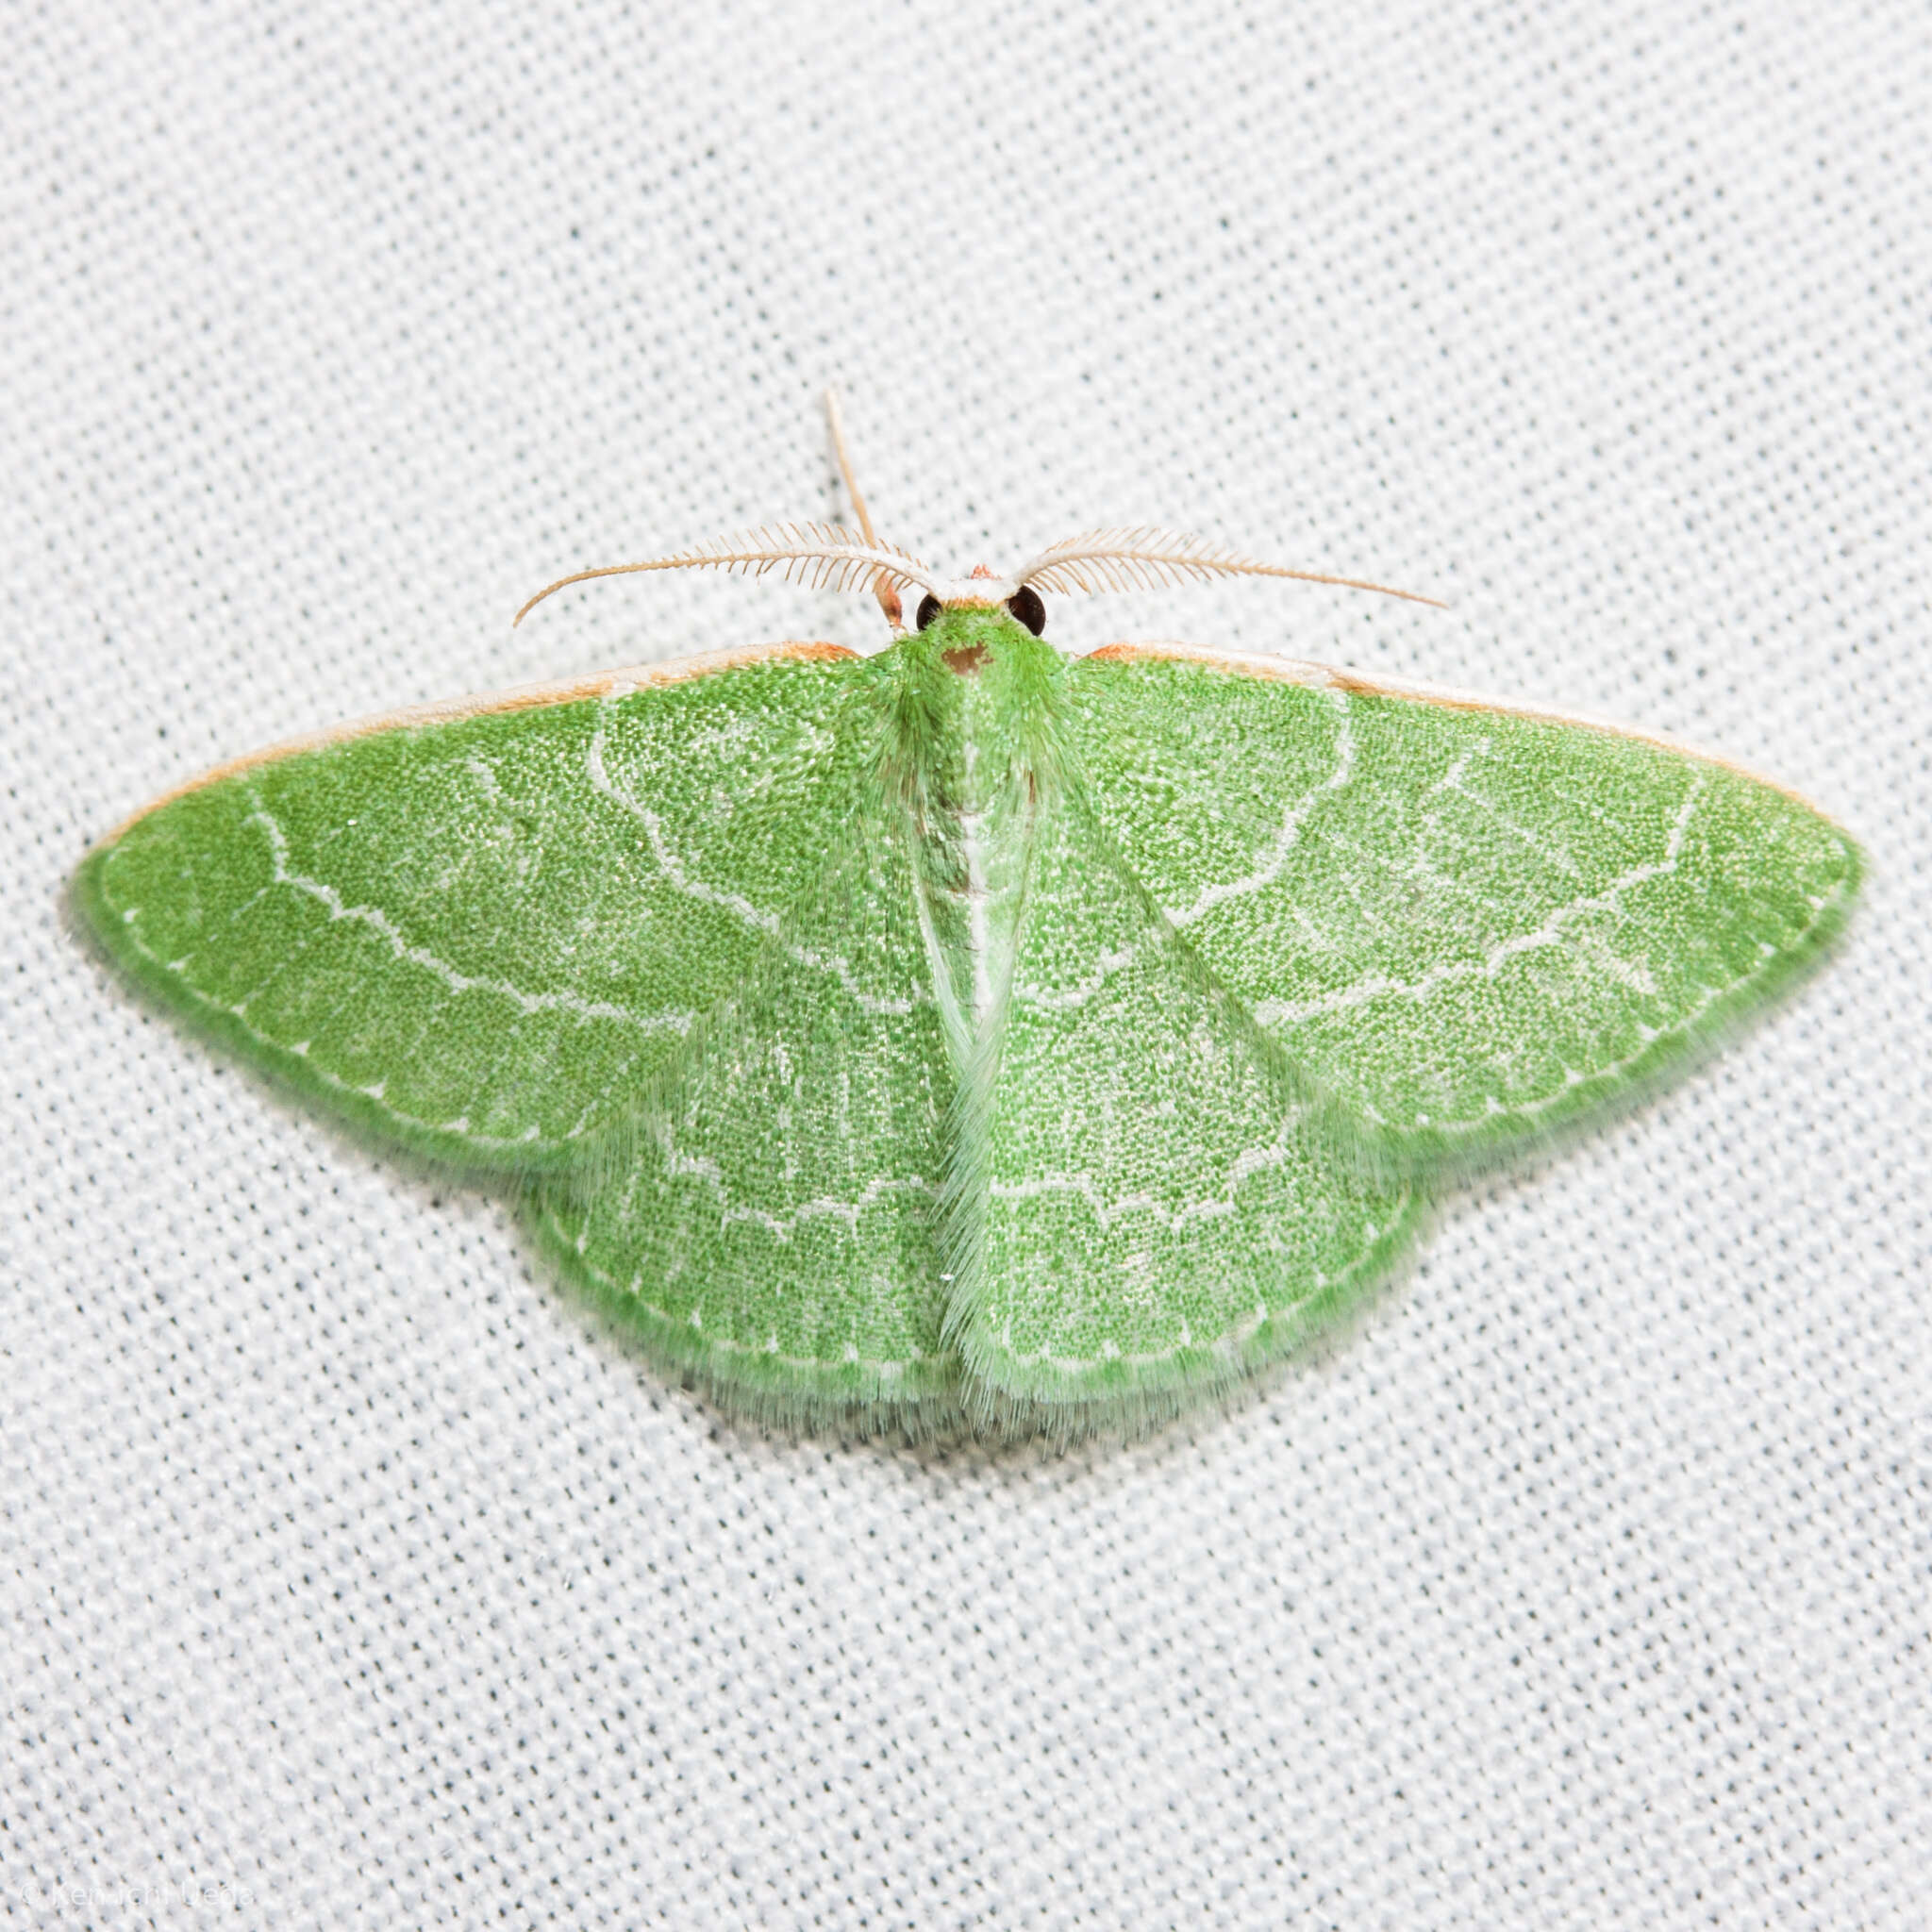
[901,570,1052,678]
[913,564,1048,643]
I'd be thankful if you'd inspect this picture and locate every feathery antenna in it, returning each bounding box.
[512,409,1441,627]
[1011,527,1443,608]
[513,524,934,627]
[824,389,905,632]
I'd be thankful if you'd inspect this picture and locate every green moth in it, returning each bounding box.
[74,398,1861,1440]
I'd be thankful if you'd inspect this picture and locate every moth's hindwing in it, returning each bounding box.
[526,794,966,1432]
[949,781,1421,1428]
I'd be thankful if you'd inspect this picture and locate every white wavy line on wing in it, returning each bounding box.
[654,1123,940,1237]
[990,1133,1295,1231]
[1254,772,1707,1027]
[1013,693,1356,1013]
[123,924,631,1149]
[1012,942,1141,1012]
[1165,690,1357,928]
[586,710,918,1017]
[242,804,690,1032]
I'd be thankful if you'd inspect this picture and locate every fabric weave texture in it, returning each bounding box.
[3,3,1926,1926]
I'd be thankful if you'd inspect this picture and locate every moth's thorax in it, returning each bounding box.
[879,609,1065,787]
[870,608,1067,1056]
[891,605,1060,679]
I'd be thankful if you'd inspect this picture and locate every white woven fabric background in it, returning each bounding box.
[4,4,1926,1926]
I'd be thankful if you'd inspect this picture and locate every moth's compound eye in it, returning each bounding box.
[915,593,942,631]
[1007,586,1046,636]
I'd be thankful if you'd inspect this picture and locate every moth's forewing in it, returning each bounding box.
[1069,642,1861,1171]
[75,643,866,1170]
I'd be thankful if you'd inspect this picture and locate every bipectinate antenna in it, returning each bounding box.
[1010,527,1443,608]
[513,414,1441,628]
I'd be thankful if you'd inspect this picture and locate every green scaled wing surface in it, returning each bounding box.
[1067,643,1862,1169]
[525,799,963,1431]
[951,779,1419,1431]
[76,611,1861,1440]
[75,645,868,1168]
